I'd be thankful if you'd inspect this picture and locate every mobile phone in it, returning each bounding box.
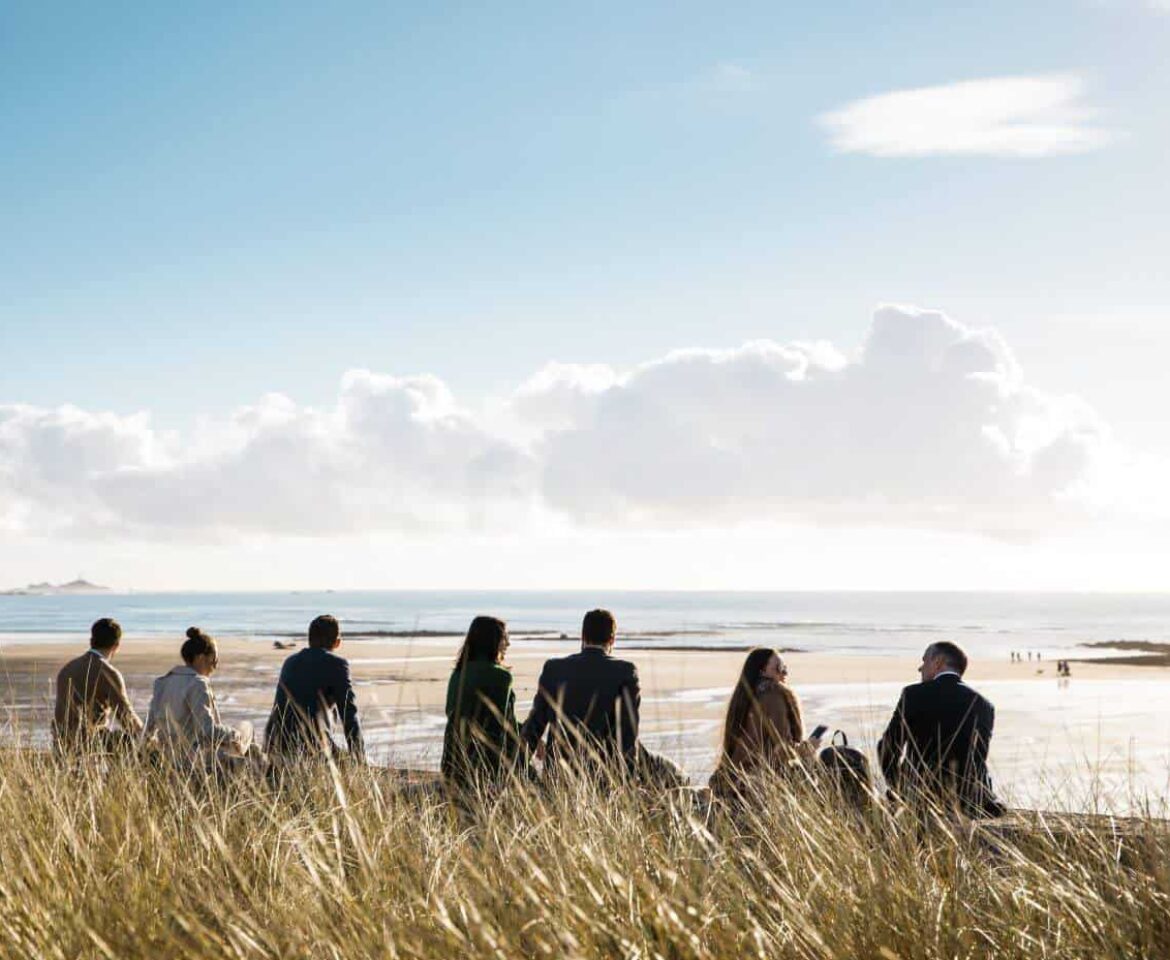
[809,724,829,741]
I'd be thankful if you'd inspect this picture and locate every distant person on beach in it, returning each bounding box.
[708,648,821,798]
[145,627,244,769]
[53,618,144,752]
[521,609,641,775]
[877,641,1004,818]
[265,615,364,762]
[441,616,523,787]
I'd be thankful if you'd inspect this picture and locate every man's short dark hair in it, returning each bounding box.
[928,641,968,676]
[582,609,616,648]
[308,614,341,649]
[90,618,122,651]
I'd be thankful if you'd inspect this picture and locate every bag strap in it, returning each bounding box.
[831,729,848,747]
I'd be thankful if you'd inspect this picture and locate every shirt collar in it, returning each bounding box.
[88,648,109,662]
[934,670,962,681]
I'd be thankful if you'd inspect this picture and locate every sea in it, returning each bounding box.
[2,589,1168,657]
[4,591,1170,810]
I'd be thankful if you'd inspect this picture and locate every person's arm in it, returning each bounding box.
[520,663,553,751]
[618,663,641,756]
[144,680,161,740]
[877,690,909,786]
[972,698,1004,814]
[264,660,294,747]
[105,664,144,735]
[187,680,239,749]
[754,686,798,765]
[486,669,521,758]
[971,698,995,781]
[337,660,364,760]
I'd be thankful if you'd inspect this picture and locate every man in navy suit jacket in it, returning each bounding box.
[521,609,641,771]
[877,641,1003,817]
[265,615,365,761]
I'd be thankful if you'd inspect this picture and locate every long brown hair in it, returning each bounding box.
[716,647,778,766]
[454,616,509,670]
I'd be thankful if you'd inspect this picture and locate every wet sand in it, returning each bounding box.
[2,636,1168,811]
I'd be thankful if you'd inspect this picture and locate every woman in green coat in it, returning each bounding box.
[441,616,523,787]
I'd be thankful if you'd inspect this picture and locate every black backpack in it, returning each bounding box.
[818,731,873,803]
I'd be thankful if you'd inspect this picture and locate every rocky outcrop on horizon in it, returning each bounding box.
[1,579,110,596]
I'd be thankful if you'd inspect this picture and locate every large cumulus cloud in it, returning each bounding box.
[0,371,535,537]
[0,306,1109,539]
[521,305,1106,527]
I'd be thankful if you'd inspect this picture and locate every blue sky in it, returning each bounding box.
[1,2,1168,588]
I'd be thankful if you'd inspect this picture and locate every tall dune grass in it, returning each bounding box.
[0,744,1168,959]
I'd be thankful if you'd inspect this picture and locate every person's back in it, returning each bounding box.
[709,649,817,800]
[265,615,364,761]
[441,617,521,786]
[145,627,240,766]
[877,641,1002,818]
[53,618,143,751]
[521,609,640,771]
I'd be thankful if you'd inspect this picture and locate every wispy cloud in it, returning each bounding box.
[818,74,1113,158]
[697,62,756,94]
[620,62,757,108]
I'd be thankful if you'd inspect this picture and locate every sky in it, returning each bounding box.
[1,1,1168,591]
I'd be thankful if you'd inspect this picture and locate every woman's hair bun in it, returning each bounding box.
[186,626,203,640]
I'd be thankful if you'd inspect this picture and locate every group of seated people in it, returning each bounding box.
[53,614,363,770]
[50,608,1005,817]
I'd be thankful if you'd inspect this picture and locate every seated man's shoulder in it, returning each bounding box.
[614,655,638,672]
[94,656,125,682]
[899,680,931,701]
[302,646,347,665]
[960,680,993,708]
[539,655,567,675]
[56,654,83,679]
[320,648,352,673]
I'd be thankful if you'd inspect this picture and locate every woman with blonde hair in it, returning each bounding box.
[709,647,819,797]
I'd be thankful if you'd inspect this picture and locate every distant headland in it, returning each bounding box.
[1,579,111,597]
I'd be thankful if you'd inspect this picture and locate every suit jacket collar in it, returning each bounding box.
[580,645,610,658]
[934,672,962,683]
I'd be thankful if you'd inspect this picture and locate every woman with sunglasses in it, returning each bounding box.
[145,626,242,769]
[709,647,820,799]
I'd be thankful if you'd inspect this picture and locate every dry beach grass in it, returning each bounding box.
[1,744,1168,959]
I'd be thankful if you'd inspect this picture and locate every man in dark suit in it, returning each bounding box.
[877,641,1004,818]
[265,615,365,762]
[521,609,641,774]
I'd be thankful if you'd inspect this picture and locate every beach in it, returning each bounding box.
[5,633,1169,812]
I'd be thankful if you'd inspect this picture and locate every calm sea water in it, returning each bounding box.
[4,590,1170,809]
[1,590,1167,658]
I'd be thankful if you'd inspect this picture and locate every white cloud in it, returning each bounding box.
[0,306,1131,542]
[0,372,535,538]
[818,74,1113,158]
[520,306,1107,531]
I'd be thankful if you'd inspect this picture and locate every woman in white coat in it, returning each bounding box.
[145,626,242,769]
